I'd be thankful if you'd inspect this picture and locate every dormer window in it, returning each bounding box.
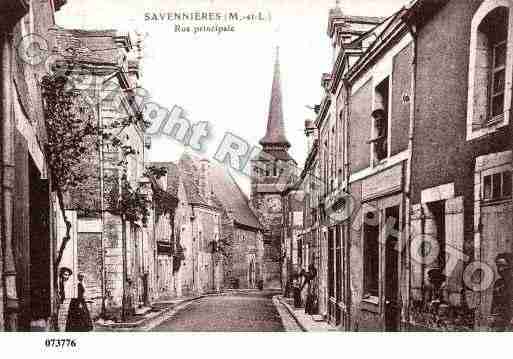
[467,1,513,140]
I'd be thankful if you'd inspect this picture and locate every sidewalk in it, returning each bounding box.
[94,295,204,332]
[275,295,336,332]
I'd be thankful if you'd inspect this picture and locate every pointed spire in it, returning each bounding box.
[330,0,343,17]
[259,46,291,148]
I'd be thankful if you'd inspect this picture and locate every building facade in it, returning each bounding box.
[47,26,153,322]
[0,0,68,331]
[284,0,513,332]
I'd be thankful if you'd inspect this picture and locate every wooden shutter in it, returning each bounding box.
[472,36,490,128]
[410,204,423,301]
[444,196,464,306]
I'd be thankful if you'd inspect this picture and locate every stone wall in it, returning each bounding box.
[77,232,103,319]
[251,193,283,289]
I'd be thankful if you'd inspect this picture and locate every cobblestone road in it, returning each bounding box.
[152,290,287,332]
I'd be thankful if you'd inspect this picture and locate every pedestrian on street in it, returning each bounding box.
[293,269,304,308]
[66,273,93,332]
[303,264,318,315]
[491,253,513,332]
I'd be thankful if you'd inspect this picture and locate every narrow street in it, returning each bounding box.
[152,291,286,332]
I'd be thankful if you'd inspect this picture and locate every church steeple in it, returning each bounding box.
[259,47,291,149]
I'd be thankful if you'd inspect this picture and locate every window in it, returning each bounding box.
[363,211,379,298]
[335,228,342,304]
[426,201,446,271]
[491,39,507,119]
[483,170,512,201]
[371,77,390,163]
[478,7,509,122]
[468,2,512,140]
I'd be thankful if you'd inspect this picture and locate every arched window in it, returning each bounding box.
[467,1,513,140]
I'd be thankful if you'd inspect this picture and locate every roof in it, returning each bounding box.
[48,27,123,65]
[177,155,209,206]
[402,0,450,27]
[208,164,262,230]
[257,148,296,162]
[179,154,261,230]
[259,47,291,148]
[342,15,387,24]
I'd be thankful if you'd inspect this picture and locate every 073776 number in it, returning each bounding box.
[44,339,77,348]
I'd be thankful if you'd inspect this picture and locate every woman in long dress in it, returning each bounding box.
[66,273,93,331]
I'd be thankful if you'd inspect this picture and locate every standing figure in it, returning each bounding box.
[304,264,318,315]
[491,253,513,332]
[293,269,305,308]
[66,273,93,332]
[58,267,72,304]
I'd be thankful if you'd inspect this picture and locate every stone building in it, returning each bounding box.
[149,162,180,300]
[406,0,513,330]
[47,26,151,321]
[251,49,297,289]
[209,162,263,290]
[178,154,263,290]
[152,153,264,296]
[176,154,223,295]
[0,0,67,331]
[286,0,513,332]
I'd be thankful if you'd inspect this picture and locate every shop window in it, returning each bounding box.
[371,77,390,163]
[363,211,379,298]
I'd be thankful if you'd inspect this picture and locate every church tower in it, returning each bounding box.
[250,47,297,289]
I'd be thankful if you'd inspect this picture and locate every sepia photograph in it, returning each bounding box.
[0,0,512,355]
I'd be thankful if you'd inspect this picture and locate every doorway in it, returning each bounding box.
[29,156,51,324]
[384,206,400,331]
[248,260,255,288]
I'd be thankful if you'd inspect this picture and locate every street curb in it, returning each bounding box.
[95,296,205,331]
[274,295,307,332]
[138,295,205,331]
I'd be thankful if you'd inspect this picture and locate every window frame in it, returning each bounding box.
[490,40,507,120]
[481,164,512,203]
[362,210,380,299]
[370,74,392,166]
[467,1,513,141]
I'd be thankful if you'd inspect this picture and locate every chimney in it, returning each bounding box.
[199,159,211,201]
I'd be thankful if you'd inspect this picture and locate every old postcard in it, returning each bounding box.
[0,0,512,354]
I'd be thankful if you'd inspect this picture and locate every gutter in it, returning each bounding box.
[403,17,418,329]
[342,75,352,331]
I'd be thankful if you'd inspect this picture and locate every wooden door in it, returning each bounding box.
[479,202,513,320]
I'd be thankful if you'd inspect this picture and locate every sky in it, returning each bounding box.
[56,0,409,195]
